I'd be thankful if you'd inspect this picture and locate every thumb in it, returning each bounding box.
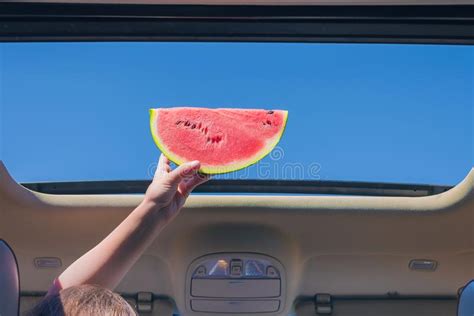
[165,160,201,188]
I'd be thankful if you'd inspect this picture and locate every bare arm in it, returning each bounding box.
[54,155,208,291]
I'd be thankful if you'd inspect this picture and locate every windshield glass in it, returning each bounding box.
[1,42,472,185]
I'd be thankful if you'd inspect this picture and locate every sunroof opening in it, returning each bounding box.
[1,42,472,185]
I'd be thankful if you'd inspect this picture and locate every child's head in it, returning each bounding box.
[30,284,136,316]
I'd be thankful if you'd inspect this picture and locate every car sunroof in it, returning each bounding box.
[1,42,472,185]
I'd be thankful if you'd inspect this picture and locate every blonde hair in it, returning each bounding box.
[29,284,137,316]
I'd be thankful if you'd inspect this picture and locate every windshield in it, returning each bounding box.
[1,42,472,185]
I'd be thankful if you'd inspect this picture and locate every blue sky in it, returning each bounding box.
[0,42,472,185]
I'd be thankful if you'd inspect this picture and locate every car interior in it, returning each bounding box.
[1,1,473,316]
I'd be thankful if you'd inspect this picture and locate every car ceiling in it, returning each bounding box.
[1,161,473,315]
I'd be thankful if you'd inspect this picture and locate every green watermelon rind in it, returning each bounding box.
[149,108,288,175]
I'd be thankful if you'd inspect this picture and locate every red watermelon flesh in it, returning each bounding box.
[150,107,288,174]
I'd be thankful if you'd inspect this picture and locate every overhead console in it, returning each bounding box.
[186,253,285,314]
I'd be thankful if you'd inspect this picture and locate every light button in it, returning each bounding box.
[194,265,207,277]
[230,259,243,277]
[266,266,279,278]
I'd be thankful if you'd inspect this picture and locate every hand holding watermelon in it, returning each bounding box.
[143,154,209,223]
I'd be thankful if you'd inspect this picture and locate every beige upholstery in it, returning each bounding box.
[20,295,174,316]
[1,161,473,316]
[295,299,457,316]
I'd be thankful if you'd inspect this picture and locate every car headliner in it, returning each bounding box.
[1,161,474,316]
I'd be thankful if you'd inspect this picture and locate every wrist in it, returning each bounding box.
[141,195,160,209]
[136,198,170,227]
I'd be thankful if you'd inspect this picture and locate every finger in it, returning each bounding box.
[178,173,211,197]
[155,154,171,179]
[175,173,210,209]
[166,160,201,188]
[159,154,172,172]
[174,191,187,211]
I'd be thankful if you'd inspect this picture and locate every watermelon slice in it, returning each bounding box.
[149,107,288,174]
